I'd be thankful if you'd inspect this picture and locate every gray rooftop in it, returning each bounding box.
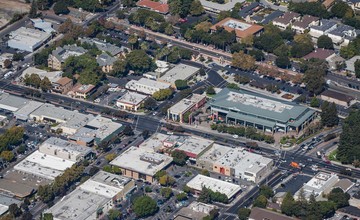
[262,10,284,25]
[0,92,29,112]
[310,19,337,32]
[80,37,125,56]
[328,25,360,40]
[209,88,315,125]
[239,2,260,18]
[96,53,118,66]
[160,64,199,84]
[52,45,87,63]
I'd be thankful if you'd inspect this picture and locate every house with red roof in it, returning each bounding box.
[136,0,169,14]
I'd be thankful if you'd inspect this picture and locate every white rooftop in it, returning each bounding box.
[8,27,51,49]
[14,100,44,121]
[224,19,251,31]
[197,143,232,162]
[0,92,31,112]
[110,146,173,176]
[85,115,123,141]
[31,18,55,33]
[117,91,147,105]
[227,91,293,113]
[177,136,214,157]
[305,172,338,190]
[139,133,170,152]
[186,174,241,199]
[169,94,205,115]
[14,150,75,180]
[125,78,171,95]
[160,64,199,84]
[21,67,63,83]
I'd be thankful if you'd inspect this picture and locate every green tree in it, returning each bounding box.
[108,209,122,220]
[190,0,204,16]
[249,49,265,61]
[41,213,53,220]
[274,44,290,57]
[153,88,173,101]
[29,0,38,18]
[159,174,175,186]
[125,50,154,74]
[320,101,339,127]
[232,51,256,71]
[310,97,320,107]
[161,187,173,200]
[317,35,334,49]
[105,153,117,162]
[116,10,126,19]
[206,86,215,95]
[8,203,22,217]
[338,110,360,163]
[331,1,354,19]
[110,60,128,77]
[171,150,188,166]
[328,188,350,208]
[143,97,157,110]
[123,125,134,136]
[253,195,268,208]
[198,186,212,204]
[201,169,210,176]
[165,24,174,35]
[176,192,188,201]
[175,80,188,90]
[13,52,24,61]
[281,192,295,216]
[227,83,240,90]
[355,59,360,78]
[238,208,251,220]
[132,196,158,218]
[40,77,52,92]
[0,151,14,162]
[128,35,138,49]
[259,185,274,199]
[53,1,70,15]
[303,68,326,95]
[275,55,291,68]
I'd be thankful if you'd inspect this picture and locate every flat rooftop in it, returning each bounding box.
[0,169,51,198]
[305,172,338,190]
[211,18,264,39]
[125,78,171,95]
[187,174,241,199]
[177,136,214,157]
[21,67,63,83]
[0,92,30,112]
[175,202,215,220]
[110,146,173,176]
[117,91,147,105]
[215,147,273,176]
[14,150,76,180]
[139,133,169,152]
[14,100,43,121]
[85,115,123,141]
[8,27,51,47]
[40,137,93,159]
[159,64,199,84]
[198,143,232,162]
[169,94,205,115]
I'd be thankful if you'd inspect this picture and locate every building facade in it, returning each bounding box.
[168,94,206,123]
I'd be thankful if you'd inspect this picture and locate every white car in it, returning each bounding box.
[233,135,239,139]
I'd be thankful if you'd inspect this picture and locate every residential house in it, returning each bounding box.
[348,0,360,11]
[302,48,335,60]
[238,2,261,20]
[52,77,73,94]
[48,45,87,70]
[261,10,284,25]
[322,0,335,9]
[136,0,169,14]
[79,37,127,57]
[309,19,337,39]
[346,55,360,73]
[273,12,300,30]
[320,90,355,107]
[96,53,118,73]
[327,25,360,46]
[291,15,319,33]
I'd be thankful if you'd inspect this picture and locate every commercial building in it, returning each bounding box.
[208,88,316,133]
[31,18,55,33]
[38,137,93,162]
[30,103,95,135]
[96,53,118,73]
[7,27,51,52]
[139,133,170,152]
[116,91,147,112]
[196,143,232,171]
[320,90,355,107]
[174,202,216,220]
[210,18,263,41]
[48,45,87,70]
[186,174,241,199]
[176,136,214,159]
[168,94,206,123]
[199,0,244,13]
[70,115,123,146]
[291,15,319,34]
[159,64,199,87]
[136,0,169,14]
[46,171,135,220]
[20,67,63,83]
[0,195,21,216]
[125,77,171,95]
[294,172,339,200]
[110,146,173,183]
[71,84,96,99]
[52,77,73,94]
[79,37,126,57]
[273,12,300,30]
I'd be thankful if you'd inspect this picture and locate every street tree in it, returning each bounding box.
[0,151,14,162]
[338,110,360,163]
[123,125,134,136]
[161,187,173,200]
[175,79,188,90]
[259,185,274,199]
[190,0,205,16]
[116,10,126,19]
[320,101,339,127]
[310,97,320,107]
[355,59,360,78]
[108,209,122,220]
[40,77,52,92]
[206,86,216,95]
[176,192,188,201]
[253,195,268,208]
[53,1,70,15]
[153,88,173,101]
[281,192,295,216]
[275,55,291,69]
[132,196,158,218]
[143,97,157,110]
[238,208,251,220]
[232,51,256,71]
[41,213,53,220]
[13,52,24,61]
[171,150,188,166]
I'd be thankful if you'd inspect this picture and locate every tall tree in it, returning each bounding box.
[355,59,360,78]
[29,0,38,18]
[40,77,52,92]
[320,101,339,127]
[338,110,360,164]
[53,1,70,15]
[232,51,256,71]
[132,196,158,218]
[190,0,204,16]
[281,192,295,216]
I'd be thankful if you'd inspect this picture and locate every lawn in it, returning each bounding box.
[328,149,339,161]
